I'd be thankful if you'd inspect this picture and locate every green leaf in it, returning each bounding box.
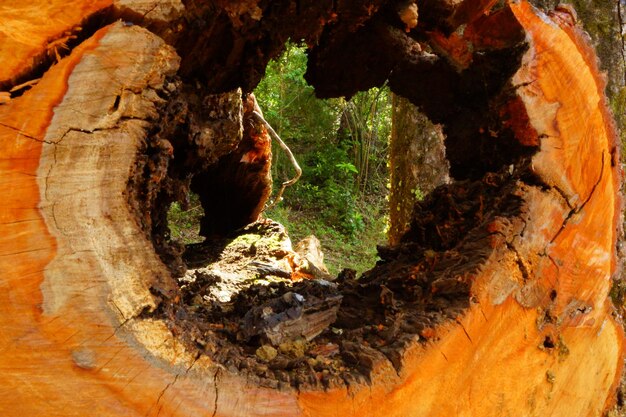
[335,162,358,174]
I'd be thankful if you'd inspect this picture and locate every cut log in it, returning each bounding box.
[0,1,623,417]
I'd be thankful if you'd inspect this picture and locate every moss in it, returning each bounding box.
[229,232,262,247]
[610,87,626,147]
[227,228,291,256]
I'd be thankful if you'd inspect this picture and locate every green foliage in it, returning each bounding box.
[338,86,393,196]
[168,193,204,244]
[254,41,392,273]
[167,42,391,275]
[411,186,424,201]
[254,43,342,148]
[335,162,359,174]
[255,42,391,238]
[265,203,385,276]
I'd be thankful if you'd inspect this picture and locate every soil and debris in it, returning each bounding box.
[143,167,525,391]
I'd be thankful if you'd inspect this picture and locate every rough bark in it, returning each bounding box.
[0,1,623,416]
[388,94,449,245]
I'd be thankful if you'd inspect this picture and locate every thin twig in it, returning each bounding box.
[252,111,302,211]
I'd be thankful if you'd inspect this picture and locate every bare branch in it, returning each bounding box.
[251,110,302,210]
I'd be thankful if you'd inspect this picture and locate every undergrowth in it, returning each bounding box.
[168,192,387,276]
[264,199,387,276]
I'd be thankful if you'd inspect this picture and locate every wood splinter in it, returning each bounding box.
[242,290,343,346]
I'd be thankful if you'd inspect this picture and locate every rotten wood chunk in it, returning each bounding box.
[127,86,246,275]
[179,219,296,307]
[246,261,292,279]
[191,93,272,237]
[242,290,343,346]
[294,235,332,280]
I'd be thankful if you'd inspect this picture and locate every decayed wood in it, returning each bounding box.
[0,1,623,416]
[242,291,343,346]
[191,92,274,237]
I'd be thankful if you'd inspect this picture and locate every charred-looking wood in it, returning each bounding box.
[0,0,623,415]
[306,5,534,179]
[190,95,273,237]
[125,80,248,274]
[174,0,397,92]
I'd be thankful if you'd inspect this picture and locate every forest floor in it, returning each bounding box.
[168,193,387,276]
[264,201,386,276]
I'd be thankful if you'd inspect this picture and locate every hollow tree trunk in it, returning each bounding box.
[0,1,623,416]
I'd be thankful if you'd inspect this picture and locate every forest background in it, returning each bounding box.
[170,42,395,275]
[169,0,626,278]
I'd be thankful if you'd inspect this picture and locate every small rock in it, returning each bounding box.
[256,345,278,362]
[295,235,332,280]
[331,327,343,336]
[282,291,305,304]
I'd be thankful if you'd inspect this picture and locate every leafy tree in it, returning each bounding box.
[254,42,393,273]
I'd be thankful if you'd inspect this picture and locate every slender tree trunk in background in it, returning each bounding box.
[388,94,449,245]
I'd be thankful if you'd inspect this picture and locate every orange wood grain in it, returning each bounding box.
[0,20,294,417]
[0,0,112,86]
[0,24,134,416]
[0,23,206,417]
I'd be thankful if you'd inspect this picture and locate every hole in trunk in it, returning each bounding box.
[132,92,529,391]
[124,1,542,392]
[543,336,556,349]
[167,192,204,245]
